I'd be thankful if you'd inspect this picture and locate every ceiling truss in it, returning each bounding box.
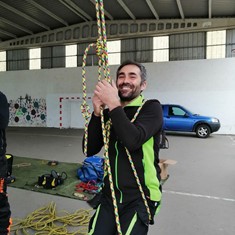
[1,18,235,50]
[0,0,235,48]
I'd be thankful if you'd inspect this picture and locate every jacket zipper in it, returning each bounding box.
[115,141,123,203]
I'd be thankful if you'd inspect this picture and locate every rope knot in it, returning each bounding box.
[80,104,91,119]
[96,40,105,57]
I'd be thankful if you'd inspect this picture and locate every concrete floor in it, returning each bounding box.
[6,127,235,235]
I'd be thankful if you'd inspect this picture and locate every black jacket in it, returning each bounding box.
[0,91,9,157]
[85,95,163,204]
[0,92,11,235]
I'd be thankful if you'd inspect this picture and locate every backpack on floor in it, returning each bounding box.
[77,156,104,183]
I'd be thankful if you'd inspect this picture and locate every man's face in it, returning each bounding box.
[116,64,146,101]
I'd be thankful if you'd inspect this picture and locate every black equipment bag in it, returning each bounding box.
[37,170,67,189]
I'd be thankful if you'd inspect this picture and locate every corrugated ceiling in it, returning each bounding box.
[0,0,235,43]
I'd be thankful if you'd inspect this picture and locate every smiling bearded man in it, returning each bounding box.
[83,60,163,235]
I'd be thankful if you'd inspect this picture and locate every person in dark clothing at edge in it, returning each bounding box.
[84,60,163,235]
[0,91,11,235]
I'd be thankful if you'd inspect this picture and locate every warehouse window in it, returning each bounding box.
[207,30,226,59]
[153,36,169,62]
[66,44,77,67]
[0,51,6,71]
[107,40,121,65]
[29,48,41,70]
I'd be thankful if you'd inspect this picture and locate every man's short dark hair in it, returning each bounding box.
[116,60,147,83]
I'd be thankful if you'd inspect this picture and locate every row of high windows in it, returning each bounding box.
[0,30,233,72]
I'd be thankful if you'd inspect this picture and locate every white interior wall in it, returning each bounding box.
[145,58,235,134]
[1,58,235,134]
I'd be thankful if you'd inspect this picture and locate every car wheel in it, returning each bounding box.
[196,124,211,138]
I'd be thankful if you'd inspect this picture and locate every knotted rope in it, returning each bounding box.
[81,1,151,234]
[126,101,152,222]
[11,202,91,235]
[81,0,122,233]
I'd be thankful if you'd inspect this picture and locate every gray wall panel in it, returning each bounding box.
[170,32,206,60]
[41,46,65,69]
[226,29,235,57]
[7,49,29,71]
[121,37,153,62]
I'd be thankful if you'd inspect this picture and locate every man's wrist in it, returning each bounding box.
[108,100,121,111]
[93,111,101,117]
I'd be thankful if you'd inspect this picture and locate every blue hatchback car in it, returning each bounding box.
[162,104,220,138]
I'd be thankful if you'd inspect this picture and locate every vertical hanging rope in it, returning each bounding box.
[81,43,95,157]
[95,1,123,234]
[127,101,152,222]
[81,1,152,234]
[81,1,122,234]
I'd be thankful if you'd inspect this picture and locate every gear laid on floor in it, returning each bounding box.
[47,160,59,166]
[6,175,16,184]
[11,201,92,235]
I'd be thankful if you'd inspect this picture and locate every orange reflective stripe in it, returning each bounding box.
[7,218,12,234]
[0,178,4,193]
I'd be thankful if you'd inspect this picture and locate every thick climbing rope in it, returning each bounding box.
[126,101,152,222]
[81,0,111,156]
[11,201,91,235]
[81,1,152,234]
[81,0,122,234]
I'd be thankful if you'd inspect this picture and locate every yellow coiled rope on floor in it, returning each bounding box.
[11,202,91,235]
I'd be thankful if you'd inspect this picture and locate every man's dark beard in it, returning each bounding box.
[118,90,139,101]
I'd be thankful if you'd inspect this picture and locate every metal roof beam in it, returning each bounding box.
[117,0,136,20]
[208,0,212,18]
[0,17,33,34]
[58,0,89,21]
[146,0,159,20]
[90,0,114,20]
[25,0,69,26]
[176,0,185,19]
[0,29,17,38]
[63,0,92,21]
[3,18,235,50]
[0,1,50,30]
